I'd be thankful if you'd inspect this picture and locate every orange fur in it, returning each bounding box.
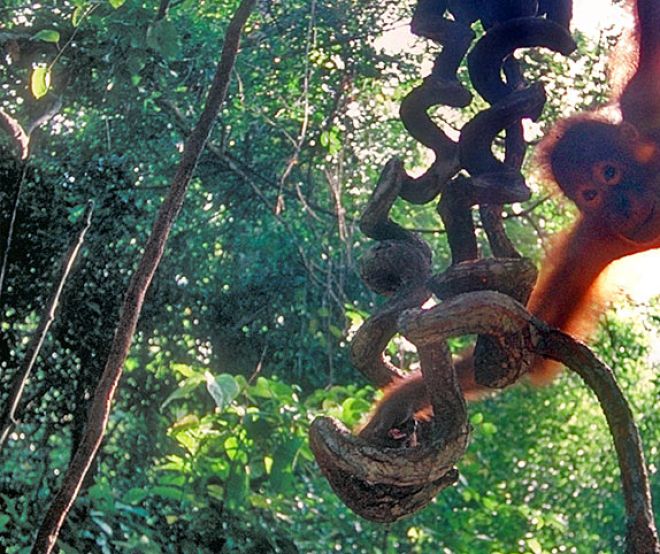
[358,0,660,445]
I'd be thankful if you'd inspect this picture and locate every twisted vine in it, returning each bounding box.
[309,2,658,550]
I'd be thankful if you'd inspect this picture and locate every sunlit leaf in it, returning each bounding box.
[30,65,51,99]
[528,538,543,554]
[170,413,200,432]
[205,372,240,409]
[108,0,127,8]
[160,375,205,409]
[171,362,198,378]
[71,7,84,27]
[32,29,60,43]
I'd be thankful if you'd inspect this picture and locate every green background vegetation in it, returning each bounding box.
[0,1,658,552]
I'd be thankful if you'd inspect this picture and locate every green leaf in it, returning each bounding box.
[250,376,275,398]
[30,65,51,99]
[160,375,205,408]
[108,0,127,8]
[146,19,180,59]
[170,362,198,378]
[319,128,341,155]
[67,204,86,224]
[151,486,183,500]
[91,515,113,536]
[122,487,149,505]
[205,372,240,410]
[482,422,498,436]
[527,538,543,554]
[71,7,84,27]
[170,414,200,432]
[225,467,249,508]
[32,29,60,43]
[269,438,302,493]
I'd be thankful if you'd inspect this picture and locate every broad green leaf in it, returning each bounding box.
[151,486,183,500]
[32,30,60,43]
[171,362,198,378]
[30,65,51,99]
[223,435,245,461]
[170,413,200,432]
[269,438,302,493]
[160,375,205,408]
[249,377,292,399]
[122,487,149,505]
[108,0,127,8]
[205,372,240,410]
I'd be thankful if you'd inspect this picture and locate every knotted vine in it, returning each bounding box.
[309,2,659,552]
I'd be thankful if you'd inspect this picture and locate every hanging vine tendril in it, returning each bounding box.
[310,0,575,523]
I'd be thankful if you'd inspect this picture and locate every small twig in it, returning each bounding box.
[0,201,94,452]
[48,4,97,71]
[246,346,268,386]
[0,163,27,301]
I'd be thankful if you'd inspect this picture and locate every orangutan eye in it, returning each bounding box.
[592,161,623,186]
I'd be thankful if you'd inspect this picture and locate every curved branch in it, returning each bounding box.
[353,159,432,386]
[0,108,29,159]
[459,83,546,202]
[535,328,660,554]
[467,17,576,104]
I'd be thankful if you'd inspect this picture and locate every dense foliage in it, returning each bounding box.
[0,1,657,552]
